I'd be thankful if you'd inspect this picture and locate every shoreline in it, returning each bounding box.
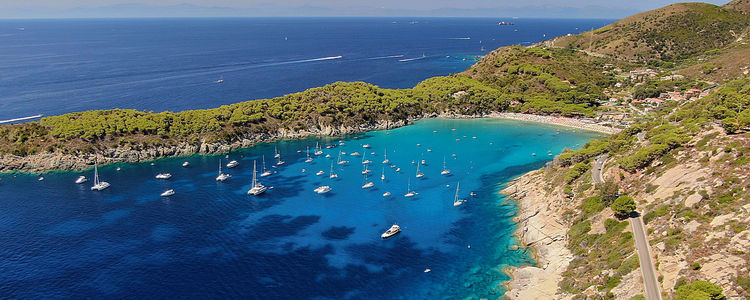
[500,170,573,299]
[0,112,615,174]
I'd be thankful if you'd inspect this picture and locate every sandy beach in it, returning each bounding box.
[488,112,621,135]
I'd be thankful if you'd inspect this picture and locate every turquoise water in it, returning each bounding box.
[0,118,603,298]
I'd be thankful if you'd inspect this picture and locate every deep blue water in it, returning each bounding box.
[0,18,612,121]
[0,118,604,299]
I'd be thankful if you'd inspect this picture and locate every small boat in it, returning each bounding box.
[90,163,110,191]
[350,152,360,156]
[325,154,331,158]
[381,224,401,239]
[329,162,338,179]
[38,177,44,181]
[383,191,391,197]
[247,161,267,195]
[314,185,332,194]
[314,142,323,156]
[305,146,313,162]
[427,149,432,152]
[381,167,386,181]
[453,182,464,207]
[155,173,172,180]
[75,176,88,184]
[404,178,416,197]
[470,192,477,197]
[216,160,231,181]
[396,167,401,172]
[161,189,175,197]
[182,161,190,167]
[382,148,389,164]
[216,75,224,83]
[362,182,374,189]
[316,170,325,176]
[441,157,451,175]
[150,162,155,166]
[260,156,273,177]
[274,147,281,159]
[116,167,121,171]
[363,144,371,149]
[415,163,424,178]
[532,153,536,156]
[424,269,431,273]
[226,160,239,168]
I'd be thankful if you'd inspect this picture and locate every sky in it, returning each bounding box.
[0,0,733,19]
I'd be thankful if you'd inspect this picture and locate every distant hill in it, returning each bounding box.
[549,1,750,63]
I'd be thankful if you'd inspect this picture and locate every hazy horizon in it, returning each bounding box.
[0,0,732,19]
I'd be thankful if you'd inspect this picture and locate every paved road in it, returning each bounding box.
[592,154,608,184]
[631,216,663,300]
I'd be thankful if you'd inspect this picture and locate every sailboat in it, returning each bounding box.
[382,148,389,164]
[274,147,281,159]
[404,177,416,197]
[216,75,224,83]
[441,157,451,175]
[314,142,323,156]
[453,182,464,206]
[305,146,313,163]
[362,165,374,189]
[260,156,272,177]
[415,162,424,178]
[337,150,349,165]
[247,161,267,195]
[216,160,231,181]
[362,151,371,164]
[381,167,386,181]
[90,163,110,191]
[329,161,338,179]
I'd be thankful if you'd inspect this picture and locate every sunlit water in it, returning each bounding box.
[0,118,604,298]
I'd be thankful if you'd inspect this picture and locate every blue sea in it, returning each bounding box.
[0,18,612,121]
[0,118,604,298]
[0,18,612,299]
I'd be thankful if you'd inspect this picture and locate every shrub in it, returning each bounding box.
[565,162,591,183]
[675,281,724,300]
[612,195,637,218]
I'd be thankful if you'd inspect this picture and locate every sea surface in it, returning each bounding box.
[0,18,612,121]
[0,118,604,298]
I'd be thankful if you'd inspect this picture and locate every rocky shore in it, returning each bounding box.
[0,118,414,174]
[501,170,574,300]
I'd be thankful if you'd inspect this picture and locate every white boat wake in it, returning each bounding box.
[0,114,43,124]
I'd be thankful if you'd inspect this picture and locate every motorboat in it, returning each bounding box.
[155,173,172,179]
[161,189,175,197]
[316,170,325,176]
[383,191,391,197]
[226,160,239,168]
[182,161,190,167]
[75,176,88,184]
[362,144,371,149]
[314,185,332,194]
[381,224,401,239]
[362,182,374,189]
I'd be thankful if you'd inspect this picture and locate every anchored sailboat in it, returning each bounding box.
[441,157,451,175]
[382,148,389,164]
[415,162,424,178]
[329,161,338,179]
[260,155,272,177]
[247,160,267,195]
[453,182,464,206]
[90,163,110,191]
[216,160,231,181]
[305,146,313,162]
[404,177,416,197]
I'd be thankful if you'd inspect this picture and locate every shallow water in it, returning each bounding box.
[0,118,603,298]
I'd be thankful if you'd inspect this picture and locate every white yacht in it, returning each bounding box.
[421,159,426,165]
[260,156,272,177]
[362,181,374,189]
[382,148,389,164]
[362,169,374,189]
[216,160,231,181]
[226,160,239,168]
[182,161,190,167]
[381,224,401,239]
[155,173,172,180]
[305,146,313,163]
[415,163,424,178]
[383,191,391,197]
[362,144,371,149]
[453,182,464,207]
[395,167,401,172]
[441,157,451,175]
[247,161,267,195]
[75,176,88,184]
[316,170,325,176]
[90,163,110,191]
[276,154,285,165]
[350,152,360,156]
[274,147,281,159]
[404,178,416,197]
[314,185,332,194]
[362,151,371,164]
[329,162,338,179]
[314,142,323,156]
[161,189,175,197]
[38,177,44,181]
[216,75,224,83]
[337,151,349,165]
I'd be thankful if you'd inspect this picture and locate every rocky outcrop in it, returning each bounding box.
[0,118,411,174]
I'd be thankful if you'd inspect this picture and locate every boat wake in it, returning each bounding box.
[398,55,428,62]
[447,37,471,40]
[0,114,43,124]
[366,55,405,60]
